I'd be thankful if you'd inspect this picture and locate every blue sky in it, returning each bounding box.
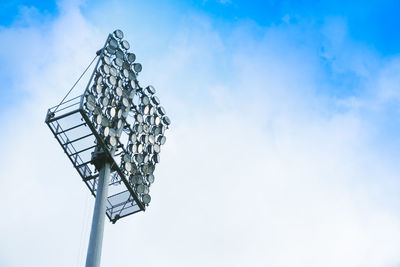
[2,0,400,53]
[1,0,400,108]
[1,1,400,266]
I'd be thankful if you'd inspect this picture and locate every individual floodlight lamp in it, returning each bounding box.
[45,29,170,267]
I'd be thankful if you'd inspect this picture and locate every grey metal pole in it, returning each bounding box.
[85,161,111,267]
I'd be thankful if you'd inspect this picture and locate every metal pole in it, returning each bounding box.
[85,160,111,267]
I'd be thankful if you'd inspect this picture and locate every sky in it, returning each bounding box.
[0,0,400,266]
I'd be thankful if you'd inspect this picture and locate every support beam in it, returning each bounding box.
[85,160,111,267]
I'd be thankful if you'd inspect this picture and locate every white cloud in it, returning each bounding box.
[0,1,400,267]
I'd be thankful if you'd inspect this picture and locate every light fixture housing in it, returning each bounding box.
[45,29,170,223]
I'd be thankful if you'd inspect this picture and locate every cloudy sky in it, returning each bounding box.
[1,0,400,266]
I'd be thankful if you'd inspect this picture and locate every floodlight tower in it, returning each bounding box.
[45,29,170,267]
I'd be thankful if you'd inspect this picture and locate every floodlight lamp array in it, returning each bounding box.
[83,29,170,206]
